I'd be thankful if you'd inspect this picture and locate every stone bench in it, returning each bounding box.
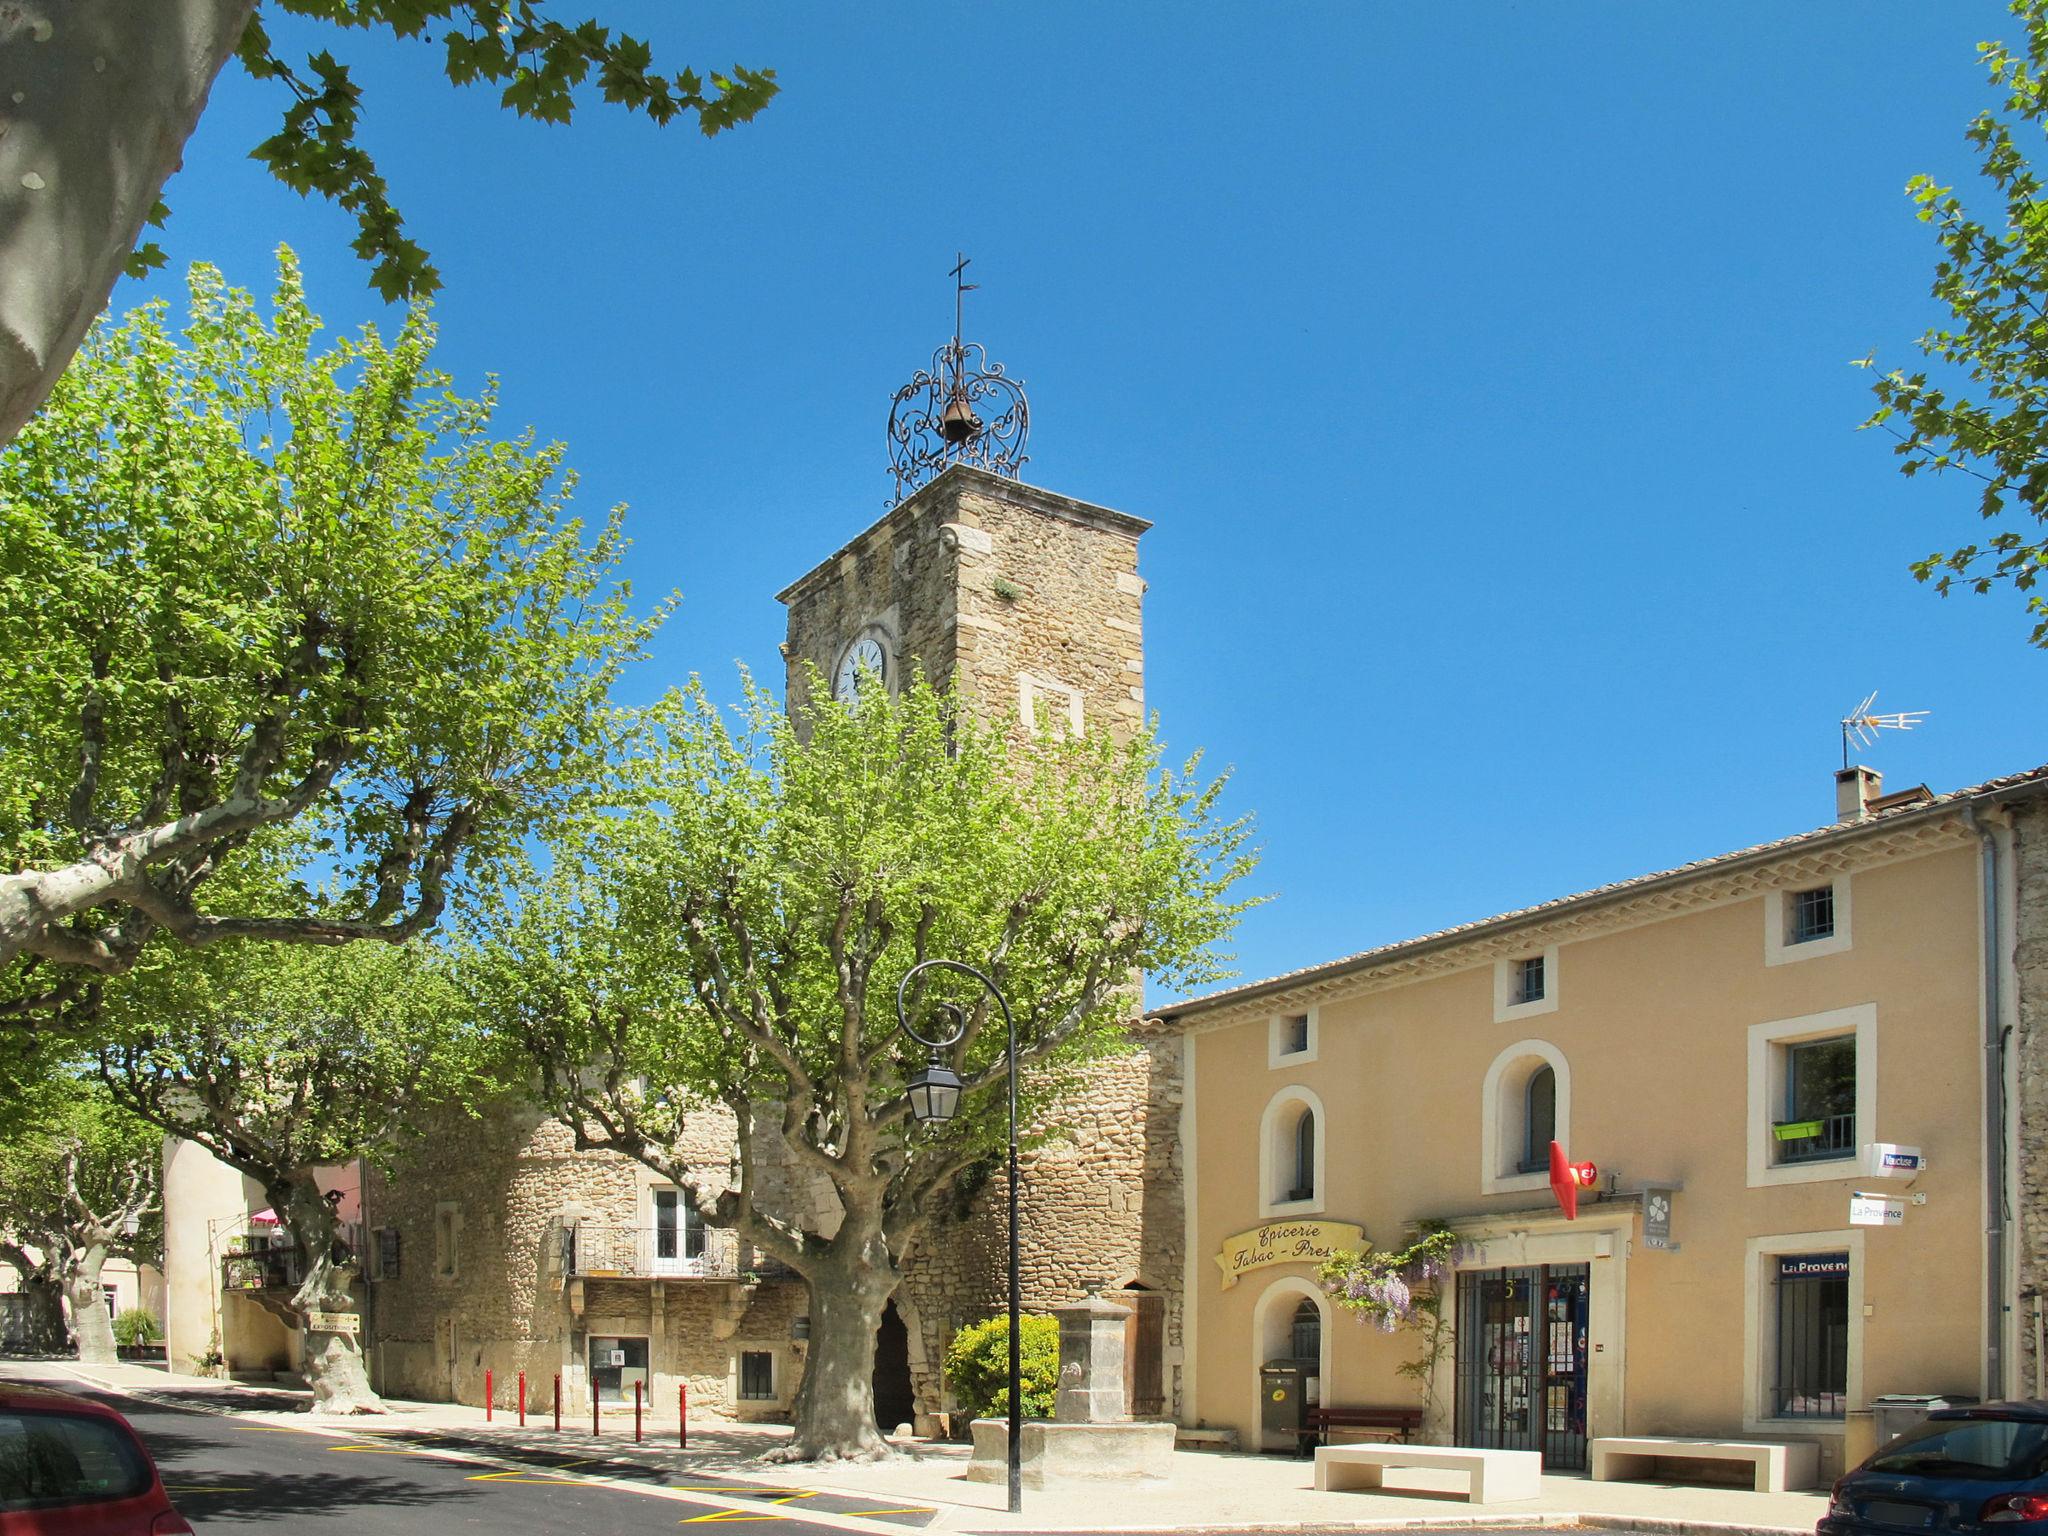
[1589,1435,1819,1493]
[1312,1443,1543,1503]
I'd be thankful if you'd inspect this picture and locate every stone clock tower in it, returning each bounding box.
[775,409,1184,1430]
[777,463,1150,742]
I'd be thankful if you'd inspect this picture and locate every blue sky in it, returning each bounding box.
[136,1,2045,995]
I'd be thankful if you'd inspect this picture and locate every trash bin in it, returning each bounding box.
[1260,1360,1306,1450]
[1871,1394,1979,1448]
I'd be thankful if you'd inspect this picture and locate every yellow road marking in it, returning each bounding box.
[678,1513,781,1524]
[764,1491,818,1504]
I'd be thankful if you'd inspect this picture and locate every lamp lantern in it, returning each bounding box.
[905,1058,965,1124]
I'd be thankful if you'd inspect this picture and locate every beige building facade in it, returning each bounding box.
[1161,765,2048,1481]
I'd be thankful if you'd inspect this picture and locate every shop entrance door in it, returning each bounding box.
[1454,1264,1589,1469]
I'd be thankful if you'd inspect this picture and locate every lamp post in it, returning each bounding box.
[895,958,1020,1515]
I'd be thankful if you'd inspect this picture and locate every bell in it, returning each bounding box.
[939,388,982,445]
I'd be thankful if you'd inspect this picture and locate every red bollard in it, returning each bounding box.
[518,1371,527,1427]
[592,1381,600,1437]
[634,1379,643,1443]
[679,1382,688,1450]
[552,1373,561,1433]
[485,1368,493,1422]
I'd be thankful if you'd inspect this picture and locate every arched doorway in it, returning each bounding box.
[872,1300,914,1432]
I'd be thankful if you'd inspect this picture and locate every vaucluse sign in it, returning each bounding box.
[1214,1220,1366,1289]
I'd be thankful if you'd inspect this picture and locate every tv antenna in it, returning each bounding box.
[1840,691,1929,768]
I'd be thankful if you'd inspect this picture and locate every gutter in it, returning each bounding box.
[1963,803,2009,1402]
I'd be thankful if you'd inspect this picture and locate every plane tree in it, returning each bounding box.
[0,1073,161,1363]
[462,675,1256,1461]
[99,934,481,1412]
[0,249,660,1027]
[0,0,775,447]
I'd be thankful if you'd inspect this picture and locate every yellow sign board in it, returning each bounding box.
[1214,1220,1365,1289]
[305,1309,359,1334]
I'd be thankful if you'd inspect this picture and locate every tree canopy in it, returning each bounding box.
[1864,0,2048,646]
[0,0,775,446]
[464,673,1256,1458]
[0,250,659,1027]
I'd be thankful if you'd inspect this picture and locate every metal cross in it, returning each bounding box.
[950,252,978,347]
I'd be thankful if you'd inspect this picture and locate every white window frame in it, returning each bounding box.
[1493,945,1560,1023]
[1742,1228,1865,1433]
[1746,1003,1876,1188]
[1765,874,1853,966]
[1268,1006,1319,1067]
[1258,1085,1326,1218]
[1481,1039,1572,1194]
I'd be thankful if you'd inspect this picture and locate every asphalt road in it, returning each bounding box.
[15,1374,940,1536]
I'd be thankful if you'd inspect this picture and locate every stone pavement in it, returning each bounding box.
[7,1358,1828,1536]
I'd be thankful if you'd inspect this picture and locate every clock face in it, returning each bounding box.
[834,636,889,703]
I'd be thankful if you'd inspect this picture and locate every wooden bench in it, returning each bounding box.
[1296,1405,1424,1455]
[1313,1444,1542,1503]
[1589,1435,1819,1493]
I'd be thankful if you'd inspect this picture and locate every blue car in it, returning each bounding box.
[1823,1403,2048,1534]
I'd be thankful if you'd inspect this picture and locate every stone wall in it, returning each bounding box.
[363,1097,807,1419]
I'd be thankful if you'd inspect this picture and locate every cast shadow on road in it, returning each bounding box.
[159,1470,475,1525]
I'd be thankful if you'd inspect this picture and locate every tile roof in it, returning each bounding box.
[1154,762,2048,1024]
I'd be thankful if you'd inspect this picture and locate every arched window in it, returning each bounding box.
[1290,1297,1321,1363]
[1290,1108,1317,1202]
[1522,1065,1556,1172]
[1260,1085,1326,1215]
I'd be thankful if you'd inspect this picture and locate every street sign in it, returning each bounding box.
[306,1310,358,1334]
[1851,1193,1905,1228]
[1860,1143,1927,1178]
[1642,1186,1678,1250]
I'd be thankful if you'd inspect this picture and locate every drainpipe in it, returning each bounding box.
[1965,804,2008,1401]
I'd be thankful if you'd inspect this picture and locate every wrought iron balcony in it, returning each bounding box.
[559,1223,758,1281]
[220,1224,362,1293]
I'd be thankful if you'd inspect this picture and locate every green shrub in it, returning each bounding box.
[943,1314,1059,1422]
[112,1308,162,1348]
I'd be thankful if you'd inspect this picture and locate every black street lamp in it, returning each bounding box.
[894,958,1021,1515]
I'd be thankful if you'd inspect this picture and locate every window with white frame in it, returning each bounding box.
[1744,1230,1863,1430]
[1259,1087,1326,1217]
[1480,1039,1571,1194]
[1492,946,1559,1022]
[1268,1007,1318,1066]
[1746,1003,1875,1188]
[1765,875,1852,965]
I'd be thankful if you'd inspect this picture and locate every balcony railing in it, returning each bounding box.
[561,1223,767,1281]
[221,1224,362,1292]
[1774,1112,1856,1164]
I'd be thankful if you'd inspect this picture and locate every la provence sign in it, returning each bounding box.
[1214,1220,1366,1289]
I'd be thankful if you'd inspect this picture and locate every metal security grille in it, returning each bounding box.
[1513,955,1546,1005]
[1455,1265,1590,1469]
[1772,1255,1849,1419]
[739,1351,775,1400]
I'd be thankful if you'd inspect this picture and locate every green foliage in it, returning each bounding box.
[122,4,776,296]
[1863,0,2048,646]
[0,248,660,1019]
[0,1071,163,1265]
[943,1315,1059,1422]
[112,1308,162,1348]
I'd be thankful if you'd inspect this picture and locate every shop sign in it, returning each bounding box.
[1778,1252,1850,1279]
[1214,1220,1365,1289]
[1642,1186,1678,1251]
[305,1309,359,1334]
[1851,1193,1906,1228]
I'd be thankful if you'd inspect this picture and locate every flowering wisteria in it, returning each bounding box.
[1319,1225,1463,1332]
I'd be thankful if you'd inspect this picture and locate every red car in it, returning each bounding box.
[0,1384,193,1535]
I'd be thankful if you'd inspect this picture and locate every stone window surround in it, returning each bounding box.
[1765,873,1853,966]
[1019,671,1084,737]
[1741,1227,1865,1434]
[1745,1003,1876,1189]
[432,1201,462,1282]
[1493,945,1560,1023]
[1259,1085,1326,1218]
[732,1344,786,1406]
[1268,1006,1319,1068]
[1480,1038,1573,1196]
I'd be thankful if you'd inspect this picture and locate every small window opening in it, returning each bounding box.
[1789,885,1836,945]
[1520,1064,1557,1173]
[1512,955,1546,1006]
[1287,1108,1316,1203]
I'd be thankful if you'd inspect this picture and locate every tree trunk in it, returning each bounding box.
[0,0,258,449]
[769,1252,896,1463]
[62,1243,116,1365]
[16,1272,67,1353]
[277,1181,382,1414]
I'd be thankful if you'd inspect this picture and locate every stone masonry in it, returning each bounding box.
[2012,797,2048,1396]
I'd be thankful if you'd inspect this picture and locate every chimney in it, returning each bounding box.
[1836,764,1882,823]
